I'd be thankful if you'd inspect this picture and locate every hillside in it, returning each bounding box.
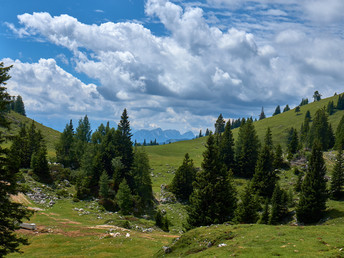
[2,111,61,157]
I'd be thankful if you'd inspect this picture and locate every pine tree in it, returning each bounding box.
[55,120,76,168]
[337,94,344,110]
[188,133,237,227]
[264,127,273,148]
[0,62,32,256]
[330,149,344,200]
[235,119,260,178]
[313,91,321,102]
[327,101,335,115]
[75,115,92,143]
[300,98,309,106]
[300,112,311,145]
[273,144,284,169]
[99,171,110,199]
[214,114,225,134]
[170,153,196,201]
[287,128,299,156]
[259,107,266,120]
[283,105,290,112]
[218,120,235,172]
[335,115,344,150]
[8,125,29,170]
[205,128,210,136]
[31,143,51,183]
[273,105,281,116]
[198,130,203,138]
[252,144,277,197]
[269,183,288,225]
[308,108,333,150]
[13,95,26,116]
[234,182,259,223]
[295,106,300,113]
[296,141,327,223]
[259,199,269,224]
[116,179,133,215]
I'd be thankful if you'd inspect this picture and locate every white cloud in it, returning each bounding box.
[5,0,344,132]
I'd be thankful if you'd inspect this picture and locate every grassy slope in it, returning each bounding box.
[3,111,60,157]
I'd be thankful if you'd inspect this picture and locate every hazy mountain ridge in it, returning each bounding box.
[132,128,195,144]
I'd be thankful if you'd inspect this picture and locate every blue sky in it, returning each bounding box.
[1,0,344,133]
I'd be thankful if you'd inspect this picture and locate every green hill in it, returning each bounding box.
[2,111,61,157]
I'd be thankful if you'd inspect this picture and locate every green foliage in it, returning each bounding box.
[264,127,273,148]
[287,127,299,157]
[313,90,322,102]
[234,182,259,224]
[0,62,32,256]
[283,105,290,112]
[55,120,76,169]
[218,120,235,172]
[251,144,277,197]
[235,119,260,178]
[116,179,133,215]
[31,143,52,183]
[295,106,300,113]
[330,149,344,200]
[13,95,26,116]
[155,210,169,232]
[99,170,110,199]
[296,142,328,223]
[259,199,270,224]
[214,113,225,134]
[337,93,344,110]
[188,133,237,227]
[300,112,311,145]
[327,101,335,115]
[335,115,344,150]
[273,144,284,169]
[308,108,334,150]
[268,183,288,225]
[299,98,308,106]
[259,107,266,120]
[170,153,196,201]
[272,105,281,116]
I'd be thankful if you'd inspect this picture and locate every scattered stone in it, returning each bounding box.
[162,246,172,254]
[218,243,227,247]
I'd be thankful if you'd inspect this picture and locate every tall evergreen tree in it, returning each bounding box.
[31,142,51,183]
[269,183,288,225]
[75,115,92,143]
[330,149,344,200]
[273,105,281,116]
[296,141,327,223]
[218,120,235,172]
[116,179,133,215]
[287,128,299,156]
[99,170,110,199]
[205,128,210,136]
[308,108,333,150]
[313,91,322,102]
[251,144,277,197]
[8,125,29,170]
[198,130,203,138]
[337,94,344,110]
[188,133,237,227]
[283,105,290,112]
[259,107,266,120]
[335,115,344,150]
[234,182,259,224]
[299,98,309,106]
[170,153,196,201]
[300,112,311,145]
[0,62,32,256]
[235,119,260,178]
[214,114,225,134]
[55,120,76,168]
[13,95,26,116]
[259,199,270,224]
[273,144,284,169]
[327,101,335,115]
[264,127,273,148]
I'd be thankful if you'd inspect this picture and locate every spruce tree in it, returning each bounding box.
[283,105,290,112]
[234,182,259,223]
[296,141,327,223]
[99,170,110,199]
[259,107,266,120]
[259,199,269,224]
[287,128,299,156]
[308,108,333,150]
[188,133,237,227]
[300,98,308,106]
[31,143,51,183]
[264,127,273,148]
[313,91,321,102]
[273,105,281,116]
[251,144,277,197]
[273,144,284,169]
[116,179,133,215]
[327,101,334,115]
[13,95,26,116]
[295,106,300,113]
[330,149,344,200]
[55,120,76,169]
[0,62,32,256]
[214,114,225,134]
[335,115,344,150]
[300,112,311,145]
[198,130,203,138]
[235,119,260,178]
[170,153,196,201]
[218,120,235,172]
[337,94,344,110]
[205,128,210,136]
[269,183,288,225]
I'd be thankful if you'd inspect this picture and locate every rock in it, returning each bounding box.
[218,243,227,247]
[162,246,172,254]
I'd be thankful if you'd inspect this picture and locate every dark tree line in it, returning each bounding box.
[7,95,26,116]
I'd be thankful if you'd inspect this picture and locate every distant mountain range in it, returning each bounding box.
[132,128,195,144]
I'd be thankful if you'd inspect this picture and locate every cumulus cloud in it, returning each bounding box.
[5,0,344,132]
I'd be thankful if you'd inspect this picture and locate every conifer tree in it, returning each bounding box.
[327,101,335,115]
[235,119,260,178]
[273,144,284,169]
[259,199,269,224]
[308,108,333,150]
[205,128,210,136]
[295,106,300,113]
[234,182,259,223]
[330,148,344,200]
[273,105,281,116]
[31,143,51,183]
[13,95,26,116]
[218,120,235,172]
[264,127,273,148]
[170,153,196,201]
[287,128,299,156]
[296,141,327,223]
[313,91,321,102]
[259,107,266,120]
[188,133,237,227]
[99,170,110,199]
[56,120,76,168]
[337,94,344,110]
[335,115,344,150]
[269,183,288,225]
[8,125,29,170]
[75,115,92,143]
[299,98,308,106]
[283,105,290,112]
[214,114,225,134]
[155,210,169,232]
[198,130,203,138]
[0,62,32,256]
[116,179,133,215]
[300,112,311,145]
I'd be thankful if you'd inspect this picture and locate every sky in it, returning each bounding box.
[1,0,344,134]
